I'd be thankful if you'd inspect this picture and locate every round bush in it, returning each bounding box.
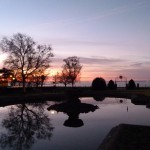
[127,79,136,89]
[93,96,105,101]
[92,77,106,90]
[107,80,116,89]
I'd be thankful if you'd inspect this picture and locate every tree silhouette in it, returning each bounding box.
[92,77,106,90]
[127,79,136,89]
[0,103,54,150]
[59,70,70,87]
[107,80,117,89]
[61,56,82,87]
[0,68,14,86]
[52,72,60,87]
[53,71,69,87]
[0,33,53,92]
[28,69,48,87]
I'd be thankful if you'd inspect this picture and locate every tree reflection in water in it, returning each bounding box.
[0,103,54,150]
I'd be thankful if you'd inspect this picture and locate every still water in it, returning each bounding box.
[0,97,150,150]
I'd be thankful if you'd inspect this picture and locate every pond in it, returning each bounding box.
[0,97,150,150]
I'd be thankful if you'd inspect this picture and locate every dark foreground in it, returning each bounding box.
[0,88,150,150]
[0,87,150,107]
[99,124,150,150]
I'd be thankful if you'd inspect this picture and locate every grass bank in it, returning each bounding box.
[0,87,150,106]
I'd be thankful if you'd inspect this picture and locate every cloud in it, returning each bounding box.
[22,0,149,32]
[50,55,150,80]
[130,62,143,67]
[41,37,125,47]
[80,56,126,65]
[84,1,149,22]
[52,56,126,66]
[130,61,150,67]
[114,67,150,80]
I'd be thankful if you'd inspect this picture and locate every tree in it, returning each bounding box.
[0,103,53,150]
[59,70,70,87]
[62,56,82,87]
[52,70,71,87]
[0,33,54,92]
[52,72,60,87]
[92,77,106,90]
[29,68,48,87]
[107,80,117,89]
[0,68,14,87]
[127,79,136,89]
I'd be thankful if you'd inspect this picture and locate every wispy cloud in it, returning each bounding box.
[130,61,150,67]
[22,0,150,30]
[80,56,126,65]
[49,38,124,46]
[83,0,150,23]
[51,56,150,69]
[49,55,150,80]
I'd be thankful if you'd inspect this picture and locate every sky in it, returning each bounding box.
[0,0,150,81]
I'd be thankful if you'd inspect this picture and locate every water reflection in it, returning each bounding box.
[47,99,98,128]
[93,96,128,104]
[0,103,54,150]
[93,96,105,101]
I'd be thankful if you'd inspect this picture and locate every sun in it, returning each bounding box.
[46,68,60,76]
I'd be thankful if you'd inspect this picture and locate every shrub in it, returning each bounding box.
[92,77,106,90]
[107,80,117,89]
[93,96,105,101]
[127,79,136,89]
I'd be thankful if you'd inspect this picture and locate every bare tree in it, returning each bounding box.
[53,70,70,87]
[29,68,48,87]
[59,70,70,87]
[52,72,60,87]
[0,33,53,92]
[0,103,53,150]
[62,56,82,87]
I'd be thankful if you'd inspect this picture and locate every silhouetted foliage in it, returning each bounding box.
[0,103,54,150]
[52,71,71,87]
[52,72,60,87]
[0,33,53,92]
[107,80,117,89]
[58,70,70,87]
[61,56,82,87]
[127,79,136,89]
[137,83,139,88]
[92,77,106,90]
[0,68,14,86]
[0,68,14,79]
[93,96,105,101]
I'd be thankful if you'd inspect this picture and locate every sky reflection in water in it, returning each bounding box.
[0,97,150,150]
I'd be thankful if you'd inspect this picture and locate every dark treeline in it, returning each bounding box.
[92,77,139,90]
[0,33,144,94]
[0,33,82,92]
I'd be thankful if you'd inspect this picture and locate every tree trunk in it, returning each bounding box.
[72,82,74,87]
[41,81,43,87]
[22,77,26,93]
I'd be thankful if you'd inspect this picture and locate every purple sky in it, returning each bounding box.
[0,0,150,81]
